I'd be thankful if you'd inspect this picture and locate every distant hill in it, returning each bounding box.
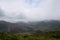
[30,20,60,31]
[0,21,32,34]
[0,20,60,34]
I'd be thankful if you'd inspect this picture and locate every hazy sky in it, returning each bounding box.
[0,0,60,22]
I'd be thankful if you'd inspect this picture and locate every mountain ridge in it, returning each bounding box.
[0,20,60,34]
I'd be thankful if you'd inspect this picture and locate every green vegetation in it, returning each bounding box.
[0,31,60,40]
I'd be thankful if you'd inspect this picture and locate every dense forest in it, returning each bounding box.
[0,31,60,40]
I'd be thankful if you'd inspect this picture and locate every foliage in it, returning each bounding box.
[0,31,60,40]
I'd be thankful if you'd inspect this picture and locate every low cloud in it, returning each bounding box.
[0,0,60,22]
[0,8,5,17]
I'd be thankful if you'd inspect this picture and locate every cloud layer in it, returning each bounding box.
[0,0,60,22]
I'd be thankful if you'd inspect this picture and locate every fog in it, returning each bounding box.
[0,0,60,22]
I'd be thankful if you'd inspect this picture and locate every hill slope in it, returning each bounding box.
[0,20,60,33]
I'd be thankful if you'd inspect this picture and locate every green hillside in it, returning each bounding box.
[0,31,60,40]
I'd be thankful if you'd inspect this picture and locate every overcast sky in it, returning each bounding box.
[0,0,60,22]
